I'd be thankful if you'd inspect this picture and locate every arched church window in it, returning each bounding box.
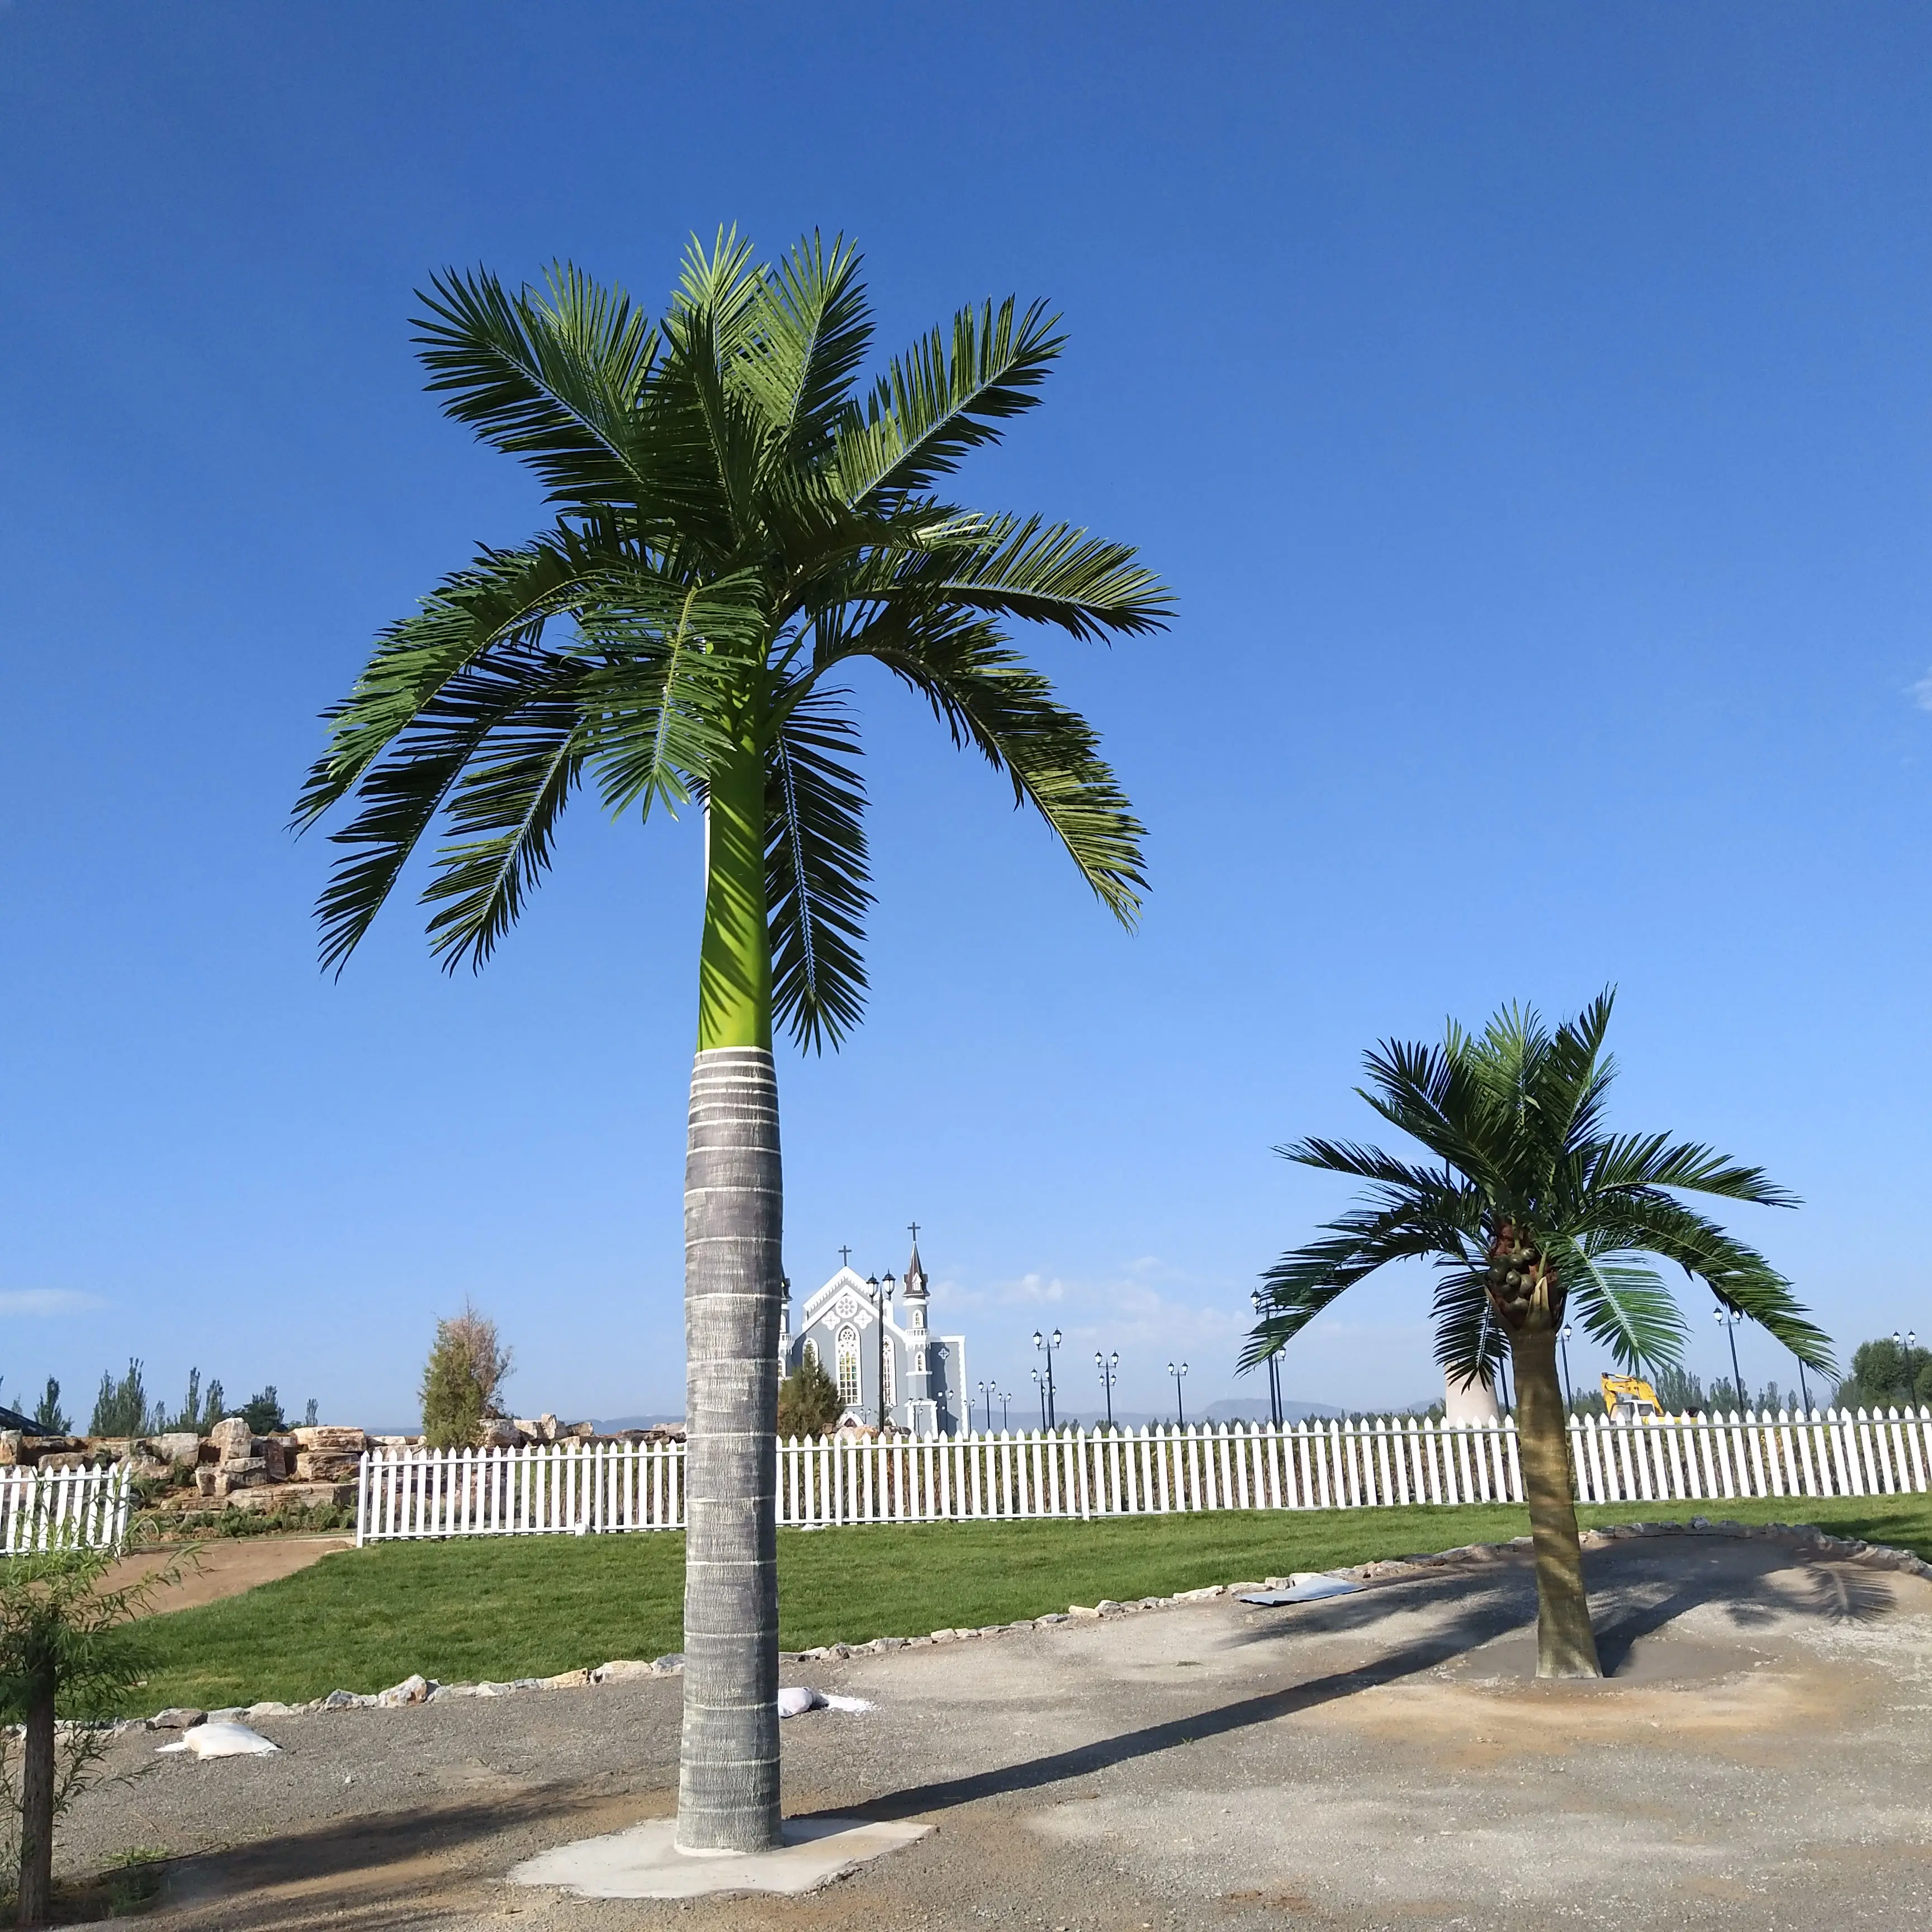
[883,1344,895,1408]
[835,1325,860,1408]
[915,1350,926,1376]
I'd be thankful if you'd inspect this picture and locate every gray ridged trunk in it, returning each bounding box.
[678,1045,783,1853]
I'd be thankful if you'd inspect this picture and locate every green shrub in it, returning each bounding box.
[420,1304,512,1450]
[778,1353,841,1439]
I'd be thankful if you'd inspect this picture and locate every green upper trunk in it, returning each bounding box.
[697,742,771,1052]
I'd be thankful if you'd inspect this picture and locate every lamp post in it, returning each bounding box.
[1892,1329,1919,1410]
[1030,1366,1046,1431]
[1033,1328,1062,1431]
[1168,1359,1188,1428]
[977,1380,992,1434]
[997,1386,1011,1431]
[1096,1350,1119,1429]
[1250,1290,1284,1426]
[1715,1305,1745,1413]
[875,1271,896,1431]
[1558,1323,1574,1411]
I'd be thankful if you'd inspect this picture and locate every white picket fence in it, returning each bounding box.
[0,1464,132,1554]
[353,1407,1932,1544]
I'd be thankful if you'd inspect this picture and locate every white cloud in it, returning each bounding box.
[1911,668,1932,713]
[0,1289,104,1317]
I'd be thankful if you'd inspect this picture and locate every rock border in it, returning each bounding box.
[114,1517,1930,1735]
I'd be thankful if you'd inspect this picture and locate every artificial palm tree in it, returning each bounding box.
[296,232,1166,1850]
[1244,992,1831,1678]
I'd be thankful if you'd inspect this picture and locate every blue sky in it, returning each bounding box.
[2,3,1928,1430]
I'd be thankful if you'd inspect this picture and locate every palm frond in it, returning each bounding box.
[828,609,1143,925]
[830,297,1062,509]
[1431,1264,1510,1389]
[311,633,587,973]
[577,566,774,820]
[1548,1235,1685,1372]
[293,538,602,836]
[1585,1132,1800,1208]
[419,698,588,970]
[765,686,871,1051]
[411,266,710,523]
[863,514,1171,640]
[1590,1194,1834,1372]
[738,233,872,470]
[662,229,768,543]
[1247,1200,1476,1369]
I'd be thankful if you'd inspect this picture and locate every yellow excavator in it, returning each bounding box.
[1600,1372,1664,1420]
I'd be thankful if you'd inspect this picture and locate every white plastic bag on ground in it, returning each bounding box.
[156,1721,280,1759]
[776,1688,874,1717]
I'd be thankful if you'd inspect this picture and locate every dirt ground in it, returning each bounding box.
[101,1537,354,1617]
[54,1530,1932,1929]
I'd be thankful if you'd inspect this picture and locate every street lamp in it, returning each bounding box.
[997,1385,1011,1431]
[875,1271,896,1431]
[976,1379,992,1435]
[1096,1350,1119,1429]
[1168,1359,1188,1428]
[1715,1305,1745,1413]
[1033,1328,1062,1431]
[1558,1323,1574,1411]
[1250,1290,1284,1426]
[1030,1365,1046,1432]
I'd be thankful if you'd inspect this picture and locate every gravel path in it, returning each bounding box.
[52,1528,1932,1929]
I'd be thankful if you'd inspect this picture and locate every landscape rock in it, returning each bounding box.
[146,1433,202,1466]
[293,1451,360,1481]
[321,1689,375,1710]
[376,1675,431,1707]
[150,1708,205,1730]
[127,1457,172,1483]
[0,1432,21,1466]
[260,1440,288,1481]
[207,1416,254,1460]
[292,1426,368,1454]
[479,1418,519,1450]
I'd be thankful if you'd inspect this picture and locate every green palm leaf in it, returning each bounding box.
[764,686,871,1051]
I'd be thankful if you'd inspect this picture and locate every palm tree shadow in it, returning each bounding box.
[1591,1557,1895,1675]
[809,1580,1528,1827]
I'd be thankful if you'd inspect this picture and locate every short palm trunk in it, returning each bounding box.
[1511,1324,1602,1678]
[677,1046,783,1852]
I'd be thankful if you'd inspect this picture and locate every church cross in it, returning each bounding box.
[839,1245,852,1268]
[907,1221,920,1245]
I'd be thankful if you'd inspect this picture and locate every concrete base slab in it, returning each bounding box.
[509,1815,931,1900]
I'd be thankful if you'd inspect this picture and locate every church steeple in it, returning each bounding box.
[902,1222,928,1330]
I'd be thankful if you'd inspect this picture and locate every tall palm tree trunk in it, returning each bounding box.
[17,1679,55,1925]
[677,744,783,1854]
[1510,1324,1602,1678]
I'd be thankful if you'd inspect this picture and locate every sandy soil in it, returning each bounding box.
[50,1529,1932,1929]
[100,1536,354,1618]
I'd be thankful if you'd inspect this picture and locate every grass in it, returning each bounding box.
[124,1492,1932,1716]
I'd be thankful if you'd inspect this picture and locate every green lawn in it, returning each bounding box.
[126,1494,1932,1716]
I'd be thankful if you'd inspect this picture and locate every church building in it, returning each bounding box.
[780,1237,968,1436]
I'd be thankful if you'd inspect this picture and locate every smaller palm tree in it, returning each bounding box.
[1245,991,1832,1678]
